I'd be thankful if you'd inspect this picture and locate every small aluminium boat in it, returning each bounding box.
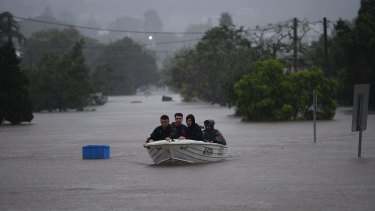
[145,139,228,164]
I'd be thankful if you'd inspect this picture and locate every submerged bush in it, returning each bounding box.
[234,60,338,121]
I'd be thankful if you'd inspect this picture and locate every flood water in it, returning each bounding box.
[1,94,375,210]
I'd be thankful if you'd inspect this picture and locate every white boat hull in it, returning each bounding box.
[145,139,228,164]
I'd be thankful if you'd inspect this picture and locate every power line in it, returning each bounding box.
[12,15,329,52]
[15,46,178,54]
[14,15,327,38]
[14,16,206,35]
[18,37,200,49]
[245,19,324,33]
[14,37,200,53]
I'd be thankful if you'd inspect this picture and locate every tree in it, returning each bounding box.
[165,17,258,106]
[0,12,32,124]
[60,40,93,109]
[331,0,375,108]
[0,41,33,124]
[20,27,101,75]
[21,27,82,70]
[93,37,158,95]
[305,19,356,79]
[163,48,200,101]
[196,25,255,106]
[28,52,64,111]
[289,67,338,120]
[28,40,93,111]
[22,27,158,97]
[0,11,25,46]
[219,12,234,28]
[234,60,338,121]
[248,18,316,71]
[234,60,293,121]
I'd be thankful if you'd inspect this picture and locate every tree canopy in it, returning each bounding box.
[331,0,375,108]
[164,17,258,106]
[0,11,25,46]
[21,27,158,97]
[0,12,33,124]
[92,37,158,95]
[234,60,337,121]
[307,0,375,108]
[0,41,33,124]
[28,40,92,111]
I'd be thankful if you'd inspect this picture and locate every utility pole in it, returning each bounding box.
[323,17,330,76]
[293,17,298,71]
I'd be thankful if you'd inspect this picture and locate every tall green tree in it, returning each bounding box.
[163,48,199,101]
[332,0,375,108]
[165,13,258,106]
[0,41,33,124]
[28,52,64,111]
[304,19,355,78]
[329,19,354,80]
[196,25,255,106]
[60,40,93,109]
[29,40,92,111]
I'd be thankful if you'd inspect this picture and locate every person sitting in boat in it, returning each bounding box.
[171,113,188,139]
[144,115,176,147]
[202,119,226,145]
[185,114,203,141]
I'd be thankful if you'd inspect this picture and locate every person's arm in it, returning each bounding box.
[148,127,159,142]
[214,129,226,145]
[144,128,156,148]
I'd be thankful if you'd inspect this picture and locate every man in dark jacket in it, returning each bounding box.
[171,113,188,139]
[185,114,203,141]
[202,119,226,145]
[145,115,176,147]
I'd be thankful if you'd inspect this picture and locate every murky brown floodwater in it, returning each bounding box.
[1,94,375,210]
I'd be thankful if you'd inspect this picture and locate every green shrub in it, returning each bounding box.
[234,60,338,121]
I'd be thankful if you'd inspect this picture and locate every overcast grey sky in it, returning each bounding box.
[0,0,360,31]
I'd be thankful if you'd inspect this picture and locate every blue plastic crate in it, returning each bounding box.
[82,145,110,159]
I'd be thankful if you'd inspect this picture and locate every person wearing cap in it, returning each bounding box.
[202,119,226,145]
[185,114,203,141]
